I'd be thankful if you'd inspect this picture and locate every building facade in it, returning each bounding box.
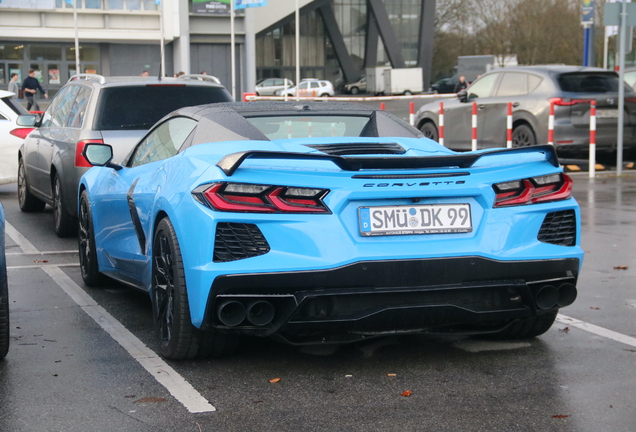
[0,0,434,99]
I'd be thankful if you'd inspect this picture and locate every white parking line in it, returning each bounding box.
[8,263,79,270]
[41,266,216,413]
[4,221,39,253]
[7,250,78,255]
[557,314,636,348]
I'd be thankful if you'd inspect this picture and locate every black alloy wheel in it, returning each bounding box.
[17,158,45,212]
[420,121,439,142]
[512,124,537,147]
[78,190,105,287]
[350,87,359,95]
[152,218,238,360]
[53,174,76,237]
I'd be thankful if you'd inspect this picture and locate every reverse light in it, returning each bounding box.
[192,182,330,213]
[493,173,573,207]
[10,128,34,139]
[75,139,104,167]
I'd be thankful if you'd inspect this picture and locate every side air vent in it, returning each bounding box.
[214,223,270,262]
[305,142,406,155]
[538,210,576,247]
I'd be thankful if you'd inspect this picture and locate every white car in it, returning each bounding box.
[255,78,294,96]
[276,79,335,98]
[0,90,31,185]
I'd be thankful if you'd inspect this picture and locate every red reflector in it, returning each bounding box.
[75,139,104,167]
[204,184,275,213]
[549,97,591,107]
[556,140,574,144]
[495,179,534,207]
[10,128,34,139]
[532,174,573,204]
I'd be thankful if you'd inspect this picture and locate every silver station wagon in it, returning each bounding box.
[17,74,232,237]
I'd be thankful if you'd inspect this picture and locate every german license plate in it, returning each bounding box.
[359,204,472,236]
[596,109,618,118]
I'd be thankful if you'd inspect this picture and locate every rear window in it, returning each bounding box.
[246,115,370,139]
[1,96,28,115]
[95,86,231,130]
[557,72,621,93]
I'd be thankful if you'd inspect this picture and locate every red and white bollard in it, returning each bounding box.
[589,100,596,179]
[506,102,513,148]
[409,101,415,126]
[439,102,445,146]
[471,102,478,151]
[548,101,555,145]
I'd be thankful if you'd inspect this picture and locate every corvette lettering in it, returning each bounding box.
[363,181,466,187]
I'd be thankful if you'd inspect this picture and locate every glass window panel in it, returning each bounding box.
[143,0,157,10]
[66,46,100,61]
[127,0,141,10]
[467,73,499,99]
[0,65,5,84]
[496,73,527,97]
[0,44,24,60]
[107,0,123,9]
[130,117,197,167]
[48,64,61,85]
[528,74,543,93]
[247,115,370,139]
[67,86,92,128]
[86,0,102,9]
[30,45,62,61]
[52,86,80,127]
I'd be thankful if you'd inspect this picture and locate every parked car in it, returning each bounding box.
[17,73,232,237]
[414,66,636,153]
[429,76,459,94]
[78,101,582,360]
[276,79,335,97]
[0,90,33,185]
[344,76,367,95]
[0,203,8,360]
[255,78,294,96]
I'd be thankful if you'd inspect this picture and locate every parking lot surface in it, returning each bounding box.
[0,174,635,432]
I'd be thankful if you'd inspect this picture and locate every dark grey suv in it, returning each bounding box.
[17,74,232,237]
[415,66,636,153]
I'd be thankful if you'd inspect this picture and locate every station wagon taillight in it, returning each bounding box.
[75,139,104,167]
[493,173,573,207]
[549,97,592,107]
[9,128,34,139]
[192,182,330,213]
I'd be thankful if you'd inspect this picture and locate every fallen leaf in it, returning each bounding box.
[590,307,600,310]
[613,265,628,270]
[559,327,570,333]
[344,375,353,378]
[34,260,49,263]
[387,373,397,377]
[401,390,412,397]
[610,405,613,408]
[552,415,569,419]
[135,397,166,403]
[124,395,136,398]
[52,374,58,377]
[269,378,282,383]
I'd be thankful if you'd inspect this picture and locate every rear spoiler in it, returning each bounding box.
[216,145,559,176]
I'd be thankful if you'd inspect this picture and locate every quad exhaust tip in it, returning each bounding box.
[217,300,246,327]
[216,299,276,327]
[534,283,578,310]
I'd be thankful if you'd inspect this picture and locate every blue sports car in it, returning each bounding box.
[78,102,584,360]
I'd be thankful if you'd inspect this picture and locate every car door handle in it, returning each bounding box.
[477,105,486,110]
[512,102,520,108]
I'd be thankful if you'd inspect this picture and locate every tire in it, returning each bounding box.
[320,93,329,98]
[404,90,413,96]
[484,310,558,340]
[78,190,106,287]
[152,218,238,360]
[350,87,359,95]
[53,174,76,238]
[0,262,9,360]
[420,121,439,142]
[255,92,260,96]
[17,158,45,212]
[512,124,537,147]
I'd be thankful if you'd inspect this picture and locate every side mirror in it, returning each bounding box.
[83,143,122,170]
[457,90,468,102]
[17,114,37,127]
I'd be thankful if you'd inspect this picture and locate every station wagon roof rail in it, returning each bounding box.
[179,74,222,85]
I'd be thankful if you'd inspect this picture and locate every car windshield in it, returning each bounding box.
[95,86,231,130]
[557,72,622,93]
[246,115,370,139]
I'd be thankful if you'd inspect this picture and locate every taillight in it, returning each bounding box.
[192,182,330,213]
[493,173,573,207]
[75,139,104,167]
[10,128,34,139]
[549,97,591,106]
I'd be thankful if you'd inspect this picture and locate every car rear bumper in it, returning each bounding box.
[203,256,580,343]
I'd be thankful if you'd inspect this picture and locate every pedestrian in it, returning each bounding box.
[454,75,468,93]
[7,73,20,101]
[140,70,149,77]
[21,69,48,111]
[199,71,208,75]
